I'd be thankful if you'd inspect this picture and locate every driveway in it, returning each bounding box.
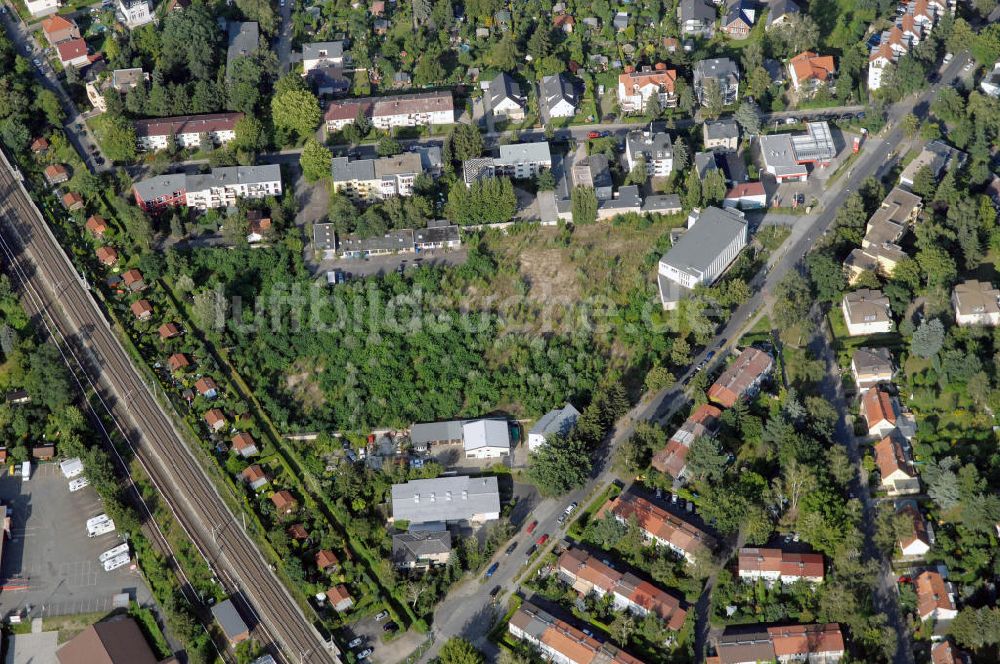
[0,462,155,619]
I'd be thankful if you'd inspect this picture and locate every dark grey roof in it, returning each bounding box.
[339,230,415,253]
[642,194,682,213]
[410,420,464,444]
[529,403,580,437]
[704,118,739,141]
[415,224,460,245]
[226,22,259,67]
[724,0,754,27]
[306,66,350,94]
[853,346,894,374]
[627,125,673,162]
[587,154,612,189]
[487,72,523,111]
[392,530,452,564]
[718,151,747,184]
[133,173,186,201]
[694,151,719,178]
[411,145,443,171]
[331,156,376,182]
[766,0,800,26]
[185,164,281,191]
[694,57,739,82]
[540,74,577,114]
[613,11,629,28]
[679,0,716,21]
[660,207,747,276]
[313,222,337,250]
[211,600,249,640]
[391,476,500,524]
[601,185,642,210]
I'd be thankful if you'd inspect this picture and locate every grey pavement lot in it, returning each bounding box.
[0,462,152,619]
[311,248,469,279]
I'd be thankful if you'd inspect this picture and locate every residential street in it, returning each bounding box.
[416,53,968,664]
[275,0,294,73]
[808,305,914,664]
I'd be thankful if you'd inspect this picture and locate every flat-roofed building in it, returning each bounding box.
[657,207,748,309]
[331,153,422,202]
[495,142,552,179]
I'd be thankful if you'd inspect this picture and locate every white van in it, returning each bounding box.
[89,520,116,538]
[20,461,30,482]
[68,477,90,492]
[103,553,130,572]
[99,543,130,563]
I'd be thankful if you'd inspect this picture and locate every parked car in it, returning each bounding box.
[485,562,500,578]
[357,649,373,659]
[943,52,954,64]
[587,131,600,139]
[524,544,538,556]
[374,610,389,622]
[383,622,399,633]
[490,585,502,598]
[599,131,611,137]
[347,638,364,649]
[536,534,550,546]
[504,542,518,555]
[526,520,538,534]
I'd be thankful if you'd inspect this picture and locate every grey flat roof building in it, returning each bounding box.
[391,476,501,524]
[313,222,337,251]
[660,206,747,286]
[211,599,249,641]
[186,164,281,191]
[6,631,58,664]
[497,141,552,166]
[331,156,376,182]
[642,194,683,214]
[409,420,464,445]
[529,403,580,438]
[339,229,415,254]
[415,224,460,245]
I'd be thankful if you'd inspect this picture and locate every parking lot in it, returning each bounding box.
[0,462,154,619]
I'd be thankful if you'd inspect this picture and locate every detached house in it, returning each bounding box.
[44,164,69,185]
[62,192,84,211]
[851,347,895,392]
[41,15,80,46]
[85,215,108,236]
[862,388,905,438]
[788,51,836,93]
[737,547,825,584]
[326,585,354,612]
[271,490,298,514]
[703,118,739,150]
[96,246,118,266]
[315,549,340,572]
[159,322,180,340]
[231,432,259,457]
[874,432,920,496]
[915,570,957,623]
[121,269,145,291]
[721,0,755,39]
[598,491,716,563]
[557,547,687,630]
[616,65,678,113]
[204,409,226,432]
[242,464,269,490]
[130,299,153,320]
[167,352,190,373]
[842,289,893,336]
[392,530,452,569]
[932,641,970,664]
[952,280,1000,326]
[540,74,578,119]
[485,72,526,121]
[898,503,931,557]
[766,0,800,29]
[528,403,580,451]
[679,0,717,37]
[707,347,773,407]
[195,376,218,398]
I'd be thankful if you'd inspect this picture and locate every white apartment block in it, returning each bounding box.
[331,153,422,203]
[495,142,552,179]
[658,207,748,309]
[117,0,153,28]
[135,113,243,151]
[25,0,60,16]
[324,92,454,131]
[184,166,282,210]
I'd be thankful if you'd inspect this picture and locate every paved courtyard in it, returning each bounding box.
[0,462,153,619]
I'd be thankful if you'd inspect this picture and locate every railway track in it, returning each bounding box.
[0,153,339,664]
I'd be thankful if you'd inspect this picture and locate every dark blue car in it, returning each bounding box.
[485,562,500,578]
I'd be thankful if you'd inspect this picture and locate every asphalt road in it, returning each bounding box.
[276,0,294,74]
[419,54,969,663]
[0,154,339,664]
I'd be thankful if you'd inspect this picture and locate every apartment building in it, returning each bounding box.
[495,142,552,179]
[842,289,893,336]
[598,491,716,563]
[557,548,687,630]
[787,51,836,94]
[617,64,679,113]
[301,41,347,74]
[707,347,774,407]
[330,152,422,202]
[324,91,454,131]
[651,403,722,479]
[625,123,673,178]
[693,58,740,106]
[86,67,147,113]
[509,602,646,664]
[952,280,1000,326]
[132,165,281,212]
[737,548,825,584]
[135,112,243,151]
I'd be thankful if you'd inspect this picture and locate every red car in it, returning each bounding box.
[587,131,600,139]
[536,533,550,546]
[898,575,912,584]
[526,520,538,534]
